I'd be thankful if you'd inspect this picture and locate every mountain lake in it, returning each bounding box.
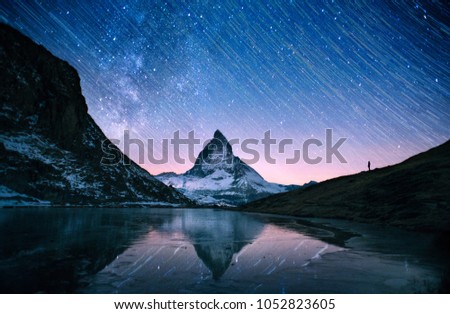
[0,207,448,293]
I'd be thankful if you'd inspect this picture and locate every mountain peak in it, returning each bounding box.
[213,129,226,140]
[201,130,233,161]
[184,130,235,177]
[157,127,301,206]
[212,130,230,147]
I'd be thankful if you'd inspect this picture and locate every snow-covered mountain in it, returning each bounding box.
[0,24,191,207]
[156,130,309,206]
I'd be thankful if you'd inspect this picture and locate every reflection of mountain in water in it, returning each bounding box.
[161,209,264,279]
[194,241,247,280]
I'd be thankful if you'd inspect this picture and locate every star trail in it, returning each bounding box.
[1,0,449,184]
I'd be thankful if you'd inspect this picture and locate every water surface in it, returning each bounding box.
[0,207,446,293]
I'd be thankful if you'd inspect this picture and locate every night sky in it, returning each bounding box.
[1,0,449,184]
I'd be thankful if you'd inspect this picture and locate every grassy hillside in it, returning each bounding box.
[240,140,450,232]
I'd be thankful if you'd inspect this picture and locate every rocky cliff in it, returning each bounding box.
[0,23,191,207]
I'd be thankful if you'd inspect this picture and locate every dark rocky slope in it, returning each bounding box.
[0,23,191,206]
[240,140,450,232]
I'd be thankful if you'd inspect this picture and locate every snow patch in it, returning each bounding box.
[0,185,51,207]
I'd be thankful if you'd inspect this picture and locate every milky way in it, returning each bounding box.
[1,0,449,184]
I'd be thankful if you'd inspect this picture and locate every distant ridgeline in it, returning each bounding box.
[241,140,450,232]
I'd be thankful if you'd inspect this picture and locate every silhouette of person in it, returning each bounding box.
[368,161,371,171]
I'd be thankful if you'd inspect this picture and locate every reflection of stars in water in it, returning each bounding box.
[1,1,449,183]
